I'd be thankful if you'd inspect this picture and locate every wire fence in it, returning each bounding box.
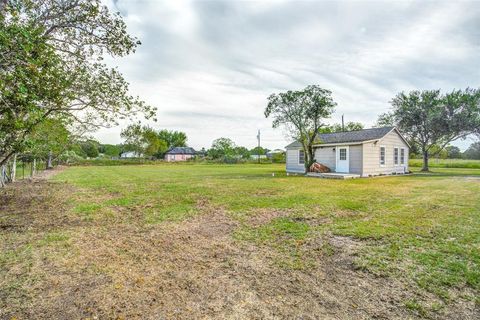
[15,160,48,180]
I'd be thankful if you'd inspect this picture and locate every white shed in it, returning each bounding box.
[286,127,410,177]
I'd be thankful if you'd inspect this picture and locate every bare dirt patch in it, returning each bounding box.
[1,177,478,319]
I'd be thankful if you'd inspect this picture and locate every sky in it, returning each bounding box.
[94,0,480,151]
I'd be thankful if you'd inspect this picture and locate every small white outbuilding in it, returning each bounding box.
[286,127,410,177]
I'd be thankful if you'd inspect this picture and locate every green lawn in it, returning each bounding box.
[2,163,477,318]
[410,158,480,169]
[52,163,480,311]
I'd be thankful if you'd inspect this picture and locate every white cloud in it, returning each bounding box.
[99,0,480,150]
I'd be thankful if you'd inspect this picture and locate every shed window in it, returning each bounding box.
[400,148,405,165]
[339,148,347,160]
[298,150,305,164]
[394,148,399,165]
[380,147,386,165]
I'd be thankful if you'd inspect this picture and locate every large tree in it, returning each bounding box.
[208,138,237,160]
[121,124,167,158]
[157,130,188,149]
[0,0,156,168]
[265,85,336,168]
[378,89,480,171]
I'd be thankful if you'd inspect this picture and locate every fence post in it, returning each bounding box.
[32,159,37,177]
[11,154,17,182]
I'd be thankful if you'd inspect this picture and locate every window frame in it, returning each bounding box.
[298,150,305,165]
[339,148,347,161]
[394,147,399,166]
[380,146,386,166]
[400,148,405,165]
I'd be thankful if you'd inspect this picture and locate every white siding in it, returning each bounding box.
[349,145,363,174]
[362,130,409,176]
[314,147,336,171]
[286,148,306,173]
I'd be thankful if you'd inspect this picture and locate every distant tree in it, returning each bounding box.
[121,124,168,158]
[265,85,336,169]
[445,146,462,159]
[464,142,480,160]
[319,122,364,133]
[208,138,236,159]
[250,146,267,156]
[158,130,187,148]
[235,146,251,159]
[271,152,286,163]
[81,140,100,158]
[99,144,122,158]
[121,124,145,156]
[143,128,168,158]
[377,89,480,171]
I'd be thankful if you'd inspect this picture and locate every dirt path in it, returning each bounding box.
[1,176,476,319]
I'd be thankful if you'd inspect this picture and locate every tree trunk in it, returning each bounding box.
[47,151,53,169]
[421,150,429,172]
[306,145,315,171]
[10,154,17,182]
[0,165,7,187]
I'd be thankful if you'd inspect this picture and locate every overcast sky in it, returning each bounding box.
[95,0,480,150]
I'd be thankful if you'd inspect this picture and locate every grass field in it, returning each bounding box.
[1,163,479,319]
[409,158,480,169]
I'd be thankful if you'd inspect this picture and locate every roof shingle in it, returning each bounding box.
[165,147,196,155]
[285,127,396,148]
[316,126,395,144]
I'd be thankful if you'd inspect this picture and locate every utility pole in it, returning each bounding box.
[341,114,345,132]
[257,130,261,164]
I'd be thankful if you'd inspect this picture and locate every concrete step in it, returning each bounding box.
[306,172,361,179]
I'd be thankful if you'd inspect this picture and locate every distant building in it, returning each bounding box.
[250,154,267,160]
[165,147,196,162]
[120,151,143,158]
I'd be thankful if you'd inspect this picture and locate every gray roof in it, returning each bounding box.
[165,147,196,155]
[286,127,396,148]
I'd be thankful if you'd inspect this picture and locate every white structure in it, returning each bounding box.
[286,127,409,177]
[120,151,142,158]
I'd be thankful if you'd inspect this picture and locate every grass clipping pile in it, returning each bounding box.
[0,171,476,319]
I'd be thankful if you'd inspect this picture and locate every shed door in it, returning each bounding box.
[336,146,349,173]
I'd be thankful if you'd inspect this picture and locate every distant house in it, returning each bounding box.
[250,154,267,160]
[286,127,409,177]
[165,147,196,162]
[120,151,143,158]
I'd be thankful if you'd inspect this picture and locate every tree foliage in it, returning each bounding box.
[99,144,122,158]
[445,146,462,159]
[80,140,100,158]
[158,130,187,149]
[208,138,237,160]
[464,142,480,160]
[265,85,336,168]
[378,89,480,171]
[319,121,364,133]
[121,124,167,158]
[0,0,156,166]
